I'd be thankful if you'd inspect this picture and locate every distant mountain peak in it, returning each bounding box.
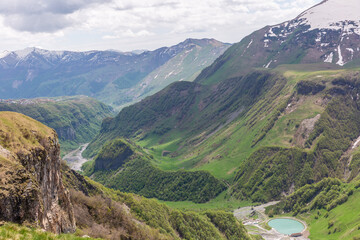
[15,47,37,59]
[257,0,360,68]
[0,50,10,58]
[195,1,360,85]
[0,47,67,60]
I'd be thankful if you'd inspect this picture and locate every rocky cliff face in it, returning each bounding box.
[0,112,75,233]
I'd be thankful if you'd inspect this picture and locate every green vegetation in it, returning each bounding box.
[0,223,99,240]
[84,71,287,179]
[232,147,309,202]
[267,178,352,216]
[92,138,134,171]
[0,111,54,152]
[85,65,360,205]
[62,163,253,240]
[349,153,360,181]
[296,80,326,95]
[232,76,360,201]
[160,191,252,212]
[296,184,360,239]
[84,139,226,203]
[0,96,113,155]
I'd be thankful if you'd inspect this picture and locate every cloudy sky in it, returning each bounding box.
[0,0,322,52]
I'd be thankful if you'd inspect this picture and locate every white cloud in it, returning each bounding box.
[103,29,154,39]
[0,0,322,51]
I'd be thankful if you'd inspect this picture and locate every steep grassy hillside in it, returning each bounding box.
[0,112,253,240]
[0,96,113,154]
[302,185,360,240]
[265,178,360,239]
[0,223,100,240]
[83,138,226,203]
[62,163,253,240]
[232,70,360,201]
[86,64,360,203]
[84,70,286,159]
[0,111,54,151]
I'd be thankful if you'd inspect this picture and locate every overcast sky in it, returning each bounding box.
[0,0,322,52]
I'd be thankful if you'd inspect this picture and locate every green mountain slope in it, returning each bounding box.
[265,178,360,239]
[62,162,253,240]
[0,112,253,240]
[84,0,360,212]
[84,70,286,159]
[0,223,99,240]
[83,138,226,203]
[0,96,113,154]
[86,63,360,199]
[194,1,359,86]
[231,70,360,201]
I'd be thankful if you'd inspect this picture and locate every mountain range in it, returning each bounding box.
[196,0,359,85]
[84,1,360,238]
[0,39,229,109]
[1,0,360,239]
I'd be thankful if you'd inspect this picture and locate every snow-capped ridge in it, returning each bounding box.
[259,0,360,67]
[0,50,10,59]
[298,0,360,31]
[7,47,66,60]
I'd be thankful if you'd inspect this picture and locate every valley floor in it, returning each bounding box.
[63,143,90,171]
[234,202,310,240]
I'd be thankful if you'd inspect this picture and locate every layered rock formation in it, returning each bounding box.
[0,112,75,233]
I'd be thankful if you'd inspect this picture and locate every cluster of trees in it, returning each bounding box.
[85,139,226,203]
[91,157,226,203]
[233,83,360,202]
[267,178,354,216]
[64,163,251,240]
[296,80,326,95]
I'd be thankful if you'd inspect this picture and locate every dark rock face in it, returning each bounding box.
[57,126,77,141]
[61,165,98,197]
[0,133,76,233]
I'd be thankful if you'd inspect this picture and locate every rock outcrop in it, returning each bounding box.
[0,112,76,233]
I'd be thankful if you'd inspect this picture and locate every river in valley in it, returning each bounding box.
[63,143,90,171]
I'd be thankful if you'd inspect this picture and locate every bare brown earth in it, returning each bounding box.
[293,114,321,147]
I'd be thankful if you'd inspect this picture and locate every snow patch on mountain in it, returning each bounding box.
[324,52,334,63]
[298,0,360,32]
[0,51,10,58]
[264,0,360,43]
[265,60,272,68]
[5,47,66,61]
[347,48,354,60]
[15,47,35,59]
[336,45,345,66]
[246,39,253,49]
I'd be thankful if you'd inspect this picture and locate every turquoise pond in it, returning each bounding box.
[268,218,305,235]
